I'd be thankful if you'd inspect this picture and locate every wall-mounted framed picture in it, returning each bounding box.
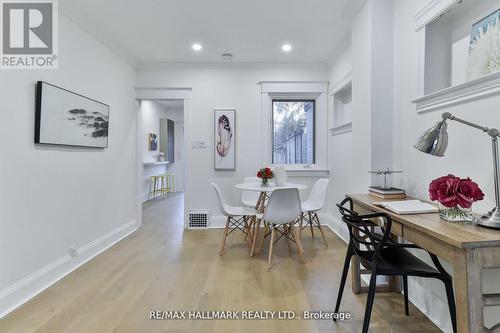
[35,81,110,148]
[148,133,158,151]
[467,9,500,81]
[214,109,235,170]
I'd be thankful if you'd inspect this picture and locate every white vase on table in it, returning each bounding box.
[274,166,287,186]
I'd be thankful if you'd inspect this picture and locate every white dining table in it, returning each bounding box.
[234,181,307,212]
[234,181,307,256]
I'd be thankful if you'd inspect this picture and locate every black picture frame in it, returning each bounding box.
[35,81,110,148]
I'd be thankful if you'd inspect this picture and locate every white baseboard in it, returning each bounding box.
[319,213,349,243]
[0,220,138,319]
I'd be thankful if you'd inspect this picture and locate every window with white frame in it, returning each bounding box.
[259,81,328,171]
[272,100,315,164]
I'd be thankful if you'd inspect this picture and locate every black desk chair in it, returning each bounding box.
[334,198,457,333]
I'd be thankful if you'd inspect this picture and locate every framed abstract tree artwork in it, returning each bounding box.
[35,81,110,148]
[214,109,235,170]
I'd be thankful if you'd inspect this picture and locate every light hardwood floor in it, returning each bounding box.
[1,194,441,333]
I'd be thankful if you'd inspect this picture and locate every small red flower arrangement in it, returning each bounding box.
[429,174,484,208]
[257,167,274,186]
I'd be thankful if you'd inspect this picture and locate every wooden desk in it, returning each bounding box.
[348,194,500,333]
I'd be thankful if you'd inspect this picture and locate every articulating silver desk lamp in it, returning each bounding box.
[414,112,500,229]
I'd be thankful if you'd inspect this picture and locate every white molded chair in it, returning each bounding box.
[300,178,329,248]
[211,183,259,255]
[258,188,305,270]
[241,177,261,208]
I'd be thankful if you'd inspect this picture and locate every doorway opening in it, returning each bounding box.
[139,99,185,226]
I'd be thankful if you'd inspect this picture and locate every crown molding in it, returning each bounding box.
[413,0,461,31]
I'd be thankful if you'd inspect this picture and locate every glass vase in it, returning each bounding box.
[438,203,473,222]
[261,178,269,186]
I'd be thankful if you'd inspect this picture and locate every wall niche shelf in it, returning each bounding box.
[414,71,500,113]
[330,71,353,136]
[143,161,170,166]
[413,0,500,113]
[330,122,353,136]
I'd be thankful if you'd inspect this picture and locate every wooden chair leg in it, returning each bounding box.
[284,225,292,254]
[290,225,306,263]
[250,218,261,257]
[249,216,256,241]
[219,217,230,256]
[267,226,275,270]
[299,213,304,237]
[243,216,249,241]
[308,212,315,238]
[314,213,328,248]
[258,222,269,255]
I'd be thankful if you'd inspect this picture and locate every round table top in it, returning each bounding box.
[234,182,307,192]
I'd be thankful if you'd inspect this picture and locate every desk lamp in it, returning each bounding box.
[414,112,500,229]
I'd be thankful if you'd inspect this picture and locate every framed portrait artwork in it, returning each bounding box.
[35,81,110,148]
[148,133,158,151]
[214,109,235,170]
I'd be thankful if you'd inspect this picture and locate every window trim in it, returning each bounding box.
[259,81,328,172]
[271,99,316,165]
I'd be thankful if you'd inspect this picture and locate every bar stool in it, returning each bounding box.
[148,175,160,199]
[167,173,175,192]
[158,173,175,193]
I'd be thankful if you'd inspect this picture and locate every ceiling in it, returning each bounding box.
[61,0,356,66]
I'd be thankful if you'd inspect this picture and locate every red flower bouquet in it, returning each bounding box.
[429,174,484,221]
[257,167,274,186]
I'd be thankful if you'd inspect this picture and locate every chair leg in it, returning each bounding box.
[299,213,304,237]
[243,216,249,241]
[250,218,261,257]
[362,270,378,333]
[258,222,269,255]
[443,277,457,333]
[403,275,409,316]
[308,212,315,238]
[290,225,306,263]
[314,213,328,248]
[284,225,292,254]
[334,244,353,320]
[267,225,275,270]
[219,217,230,256]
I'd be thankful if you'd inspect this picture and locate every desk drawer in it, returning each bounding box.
[352,203,403,237]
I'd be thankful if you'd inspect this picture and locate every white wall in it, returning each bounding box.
[327,0,500,331]
[140,100,184,201]
[326,0,394,236]
[393,1,500,330]
[136,63,328,225]
[326,46,353,238]
[0,14,138,317]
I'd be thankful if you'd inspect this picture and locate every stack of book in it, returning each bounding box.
[368,186,406,199]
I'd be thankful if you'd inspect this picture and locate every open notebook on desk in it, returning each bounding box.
[372,199,438,215]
